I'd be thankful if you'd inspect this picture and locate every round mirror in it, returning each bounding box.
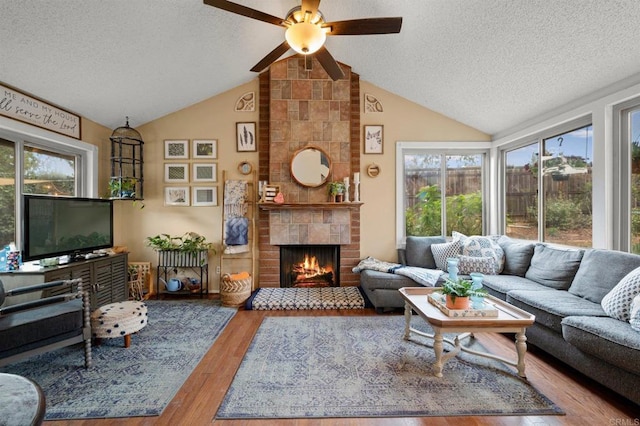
[290,146,331,187]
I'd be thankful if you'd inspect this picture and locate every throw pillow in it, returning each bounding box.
[524,244,584,290]
[601,266,640,322]
[630,294,640,332]
[430,240,462,272]
[498,236,536,277]
[457,255,496,275]
[460,235,505,273]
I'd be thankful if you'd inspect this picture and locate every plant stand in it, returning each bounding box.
[155,250,209,298]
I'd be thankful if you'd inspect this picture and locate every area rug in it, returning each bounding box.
[0,299,236,420]
[247,286,366,310]
[216,316,564,419]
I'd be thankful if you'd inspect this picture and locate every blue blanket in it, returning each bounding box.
[225,217,248,246]
[352,256,442,286]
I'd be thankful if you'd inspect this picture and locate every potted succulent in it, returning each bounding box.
[327,181,346,202]
[439,277,488,309]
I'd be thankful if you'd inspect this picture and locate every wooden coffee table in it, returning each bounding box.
[399,287,535,378]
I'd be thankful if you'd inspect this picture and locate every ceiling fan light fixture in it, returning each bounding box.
[285,21,326,54]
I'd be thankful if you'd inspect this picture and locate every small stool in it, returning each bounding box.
[0,373,46,425]
[91,301,147,348]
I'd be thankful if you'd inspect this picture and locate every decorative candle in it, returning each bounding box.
[344,177,349,186]
[354,172,360,183]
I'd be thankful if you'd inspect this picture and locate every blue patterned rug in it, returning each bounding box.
[217,316,564,419]
[248,286,366,310]
[0,299,236,420]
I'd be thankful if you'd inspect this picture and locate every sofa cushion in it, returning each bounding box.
[568,249,640,303]
[562,315,640,375]
[601,266,640,321]
[481,275,550,300]
[631,294,640,332]
[498,237,535,277]
[404,236,446,269]
[524,244,584,290]
[431,240,462,272]
[453,232,505,273]
[506,289,606,333]
[457,255,496,275]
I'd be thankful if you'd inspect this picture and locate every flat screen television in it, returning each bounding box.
[22,195,114,262]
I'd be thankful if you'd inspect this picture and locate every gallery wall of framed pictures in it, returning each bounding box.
[164,139,218,207]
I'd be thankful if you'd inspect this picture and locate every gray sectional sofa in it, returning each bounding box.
[358,235,640,406]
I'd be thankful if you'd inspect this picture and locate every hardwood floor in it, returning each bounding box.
[45,305,639,426]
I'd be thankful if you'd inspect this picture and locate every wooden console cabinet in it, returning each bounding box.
[0,253,128,310]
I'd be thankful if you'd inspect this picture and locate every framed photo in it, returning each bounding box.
[164,163,189,183]
[363,125,384,154]
[193,139,217,159]
[164,140,189,159]
[236,122,257,152]
[192,186,218,206]
[192,163,217,182]
[164,187,190,206]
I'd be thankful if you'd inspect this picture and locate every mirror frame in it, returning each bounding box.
[290,145,332,188]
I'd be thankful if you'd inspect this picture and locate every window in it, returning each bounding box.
[0,121,96,250]
[398,144,488,242]
[502,121,593,247]
[614,100,640,253]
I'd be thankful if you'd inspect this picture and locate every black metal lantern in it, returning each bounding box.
[110,117,144,200]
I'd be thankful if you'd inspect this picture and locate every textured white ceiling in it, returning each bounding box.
[1,0,640,136]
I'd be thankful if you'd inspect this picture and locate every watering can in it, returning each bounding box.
[159,277,182,292]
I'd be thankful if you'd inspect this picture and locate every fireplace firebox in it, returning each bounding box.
[280,245,340,288]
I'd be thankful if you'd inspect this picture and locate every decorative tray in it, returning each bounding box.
[427,293,499,318]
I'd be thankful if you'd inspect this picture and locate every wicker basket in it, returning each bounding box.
[221,272,252,307]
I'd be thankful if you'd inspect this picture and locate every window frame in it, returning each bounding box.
[498,116,593,243]
[396,141,492,247]
[613,97,640,252]
[0,115,98,251]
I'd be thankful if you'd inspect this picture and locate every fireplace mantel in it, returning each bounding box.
[258,202,363,211]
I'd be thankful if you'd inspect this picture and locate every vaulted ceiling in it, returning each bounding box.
[2,0,640,137]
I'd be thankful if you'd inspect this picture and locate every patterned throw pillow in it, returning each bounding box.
[601,266,640,321]
[459,235,505,273]
[430,240,462,272]
[457,255,497,275]
[630,294,640,332]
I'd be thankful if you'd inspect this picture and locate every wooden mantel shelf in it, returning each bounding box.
[258,202,363,211]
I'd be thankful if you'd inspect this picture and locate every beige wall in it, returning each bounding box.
[105,78,487,291]
[358,82,489,261]
[118,81,260,291]
[80,117,113,193]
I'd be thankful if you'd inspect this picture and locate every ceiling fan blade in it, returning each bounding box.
[314,46,345,81]
[323,17,402,35]
[203,0,286,27]
[301,0,320,21]
[250,41,291,72]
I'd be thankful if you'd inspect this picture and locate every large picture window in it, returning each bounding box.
[502,121,593,247]
[399,146,488,241]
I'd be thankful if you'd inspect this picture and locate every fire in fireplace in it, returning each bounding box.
[280,245,339,288]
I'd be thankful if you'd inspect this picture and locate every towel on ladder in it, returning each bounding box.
[225,217,249,246]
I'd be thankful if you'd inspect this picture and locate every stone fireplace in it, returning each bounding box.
[257,55,361,288]
[280,245,340,288]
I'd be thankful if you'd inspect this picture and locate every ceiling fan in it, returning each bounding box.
[203,0,402,80]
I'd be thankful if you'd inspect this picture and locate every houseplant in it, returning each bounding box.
[439,277,487,309]
[145,232,214,254]
[327,181,346,202]
[108,177,137,199]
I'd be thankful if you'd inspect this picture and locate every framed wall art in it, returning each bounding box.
[164,140,189,159]
[193,139,217,159]
[192,163,217,182]
[236,122,256,152]
[363,125,384,154]
[192,186,218,206]
[164,187,190,206]
[164,163,189,183]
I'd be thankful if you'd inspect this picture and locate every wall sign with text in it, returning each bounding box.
[0,83,81,139]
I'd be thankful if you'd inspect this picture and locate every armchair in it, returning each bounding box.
[0,278,92,368]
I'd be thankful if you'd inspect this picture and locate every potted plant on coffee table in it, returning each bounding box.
[439,277,488,309]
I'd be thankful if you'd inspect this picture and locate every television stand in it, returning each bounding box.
[0,253,128,311]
